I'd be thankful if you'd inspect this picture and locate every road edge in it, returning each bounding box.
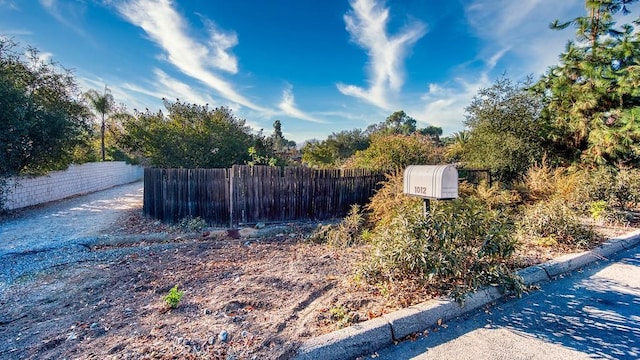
[294,229,640,360]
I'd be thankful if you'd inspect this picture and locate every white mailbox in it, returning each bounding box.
[403,165,458,199]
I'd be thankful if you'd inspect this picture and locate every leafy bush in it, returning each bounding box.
[308,205,367,247]
[176,216,208,232]
[365,172,422,228]
[164,285,184,309]
[344,133,443,172]
[467,180,522,211]
[589,201,608,221]
[359,197,522,303]
[612,168,640,210]
[517,199,596,248]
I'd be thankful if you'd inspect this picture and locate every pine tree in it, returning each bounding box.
[535,0,640,165]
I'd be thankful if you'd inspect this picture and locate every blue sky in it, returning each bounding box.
[0,0,599,143]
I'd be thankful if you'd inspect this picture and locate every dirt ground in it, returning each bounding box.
[0,209,638,360]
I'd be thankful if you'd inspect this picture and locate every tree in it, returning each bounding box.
[443,130,470,162]
[461,76,548,183]
[84,86,115,161]
[301,129,370,168]
[344,133,443,172]
[0,38,91,177]
[118,99,256,168]
[535,0,640,165]
[418,125,443,142]
[367,110,417,135]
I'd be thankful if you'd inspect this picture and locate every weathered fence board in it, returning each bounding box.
[144,166,386,227]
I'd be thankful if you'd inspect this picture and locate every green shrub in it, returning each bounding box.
[359,197,522,304]
[589,200,608,221]
[328,305,354,328]
[517,199,595,248]
[176,216,207,232]
[164,285,184,309]
[612,168,640,210]
[308,205,367,247]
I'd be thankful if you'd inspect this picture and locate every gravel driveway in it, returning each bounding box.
[0,181,144,293]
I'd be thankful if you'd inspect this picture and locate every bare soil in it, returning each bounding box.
[1,208,638,360]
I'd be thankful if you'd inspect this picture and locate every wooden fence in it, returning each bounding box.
[144,166,386,227]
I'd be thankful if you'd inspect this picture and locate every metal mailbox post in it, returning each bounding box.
[403,165,459,216]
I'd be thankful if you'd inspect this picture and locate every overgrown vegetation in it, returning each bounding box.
[0,38,92,178]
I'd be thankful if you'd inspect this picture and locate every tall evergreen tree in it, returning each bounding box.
[535,0,640,165]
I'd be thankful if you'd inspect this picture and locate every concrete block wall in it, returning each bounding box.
[4,162,143,210]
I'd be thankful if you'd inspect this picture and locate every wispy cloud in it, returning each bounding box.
[464,0,582,76]
[0,0,19,10]
[115,0,267,112]
[278,84,326,124]
[39,0,90,38]
[337,0,426,109]
[152,69,216,106]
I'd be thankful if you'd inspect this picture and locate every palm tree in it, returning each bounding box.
[84,86,115,161]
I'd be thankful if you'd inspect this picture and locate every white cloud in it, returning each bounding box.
[337,0,426,109]
[152,69,216,106]
[116,0,268,112]
[464,0,583,76]
[410,74,491,135]
[278,85,326,124]
[39,0,89,38]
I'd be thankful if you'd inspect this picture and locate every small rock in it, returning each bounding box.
[176,337,184,345]
[203,308,211,315]
[66,332,77,341]
[90,323,99,330]
[241,330,249,338]
[255,222,266,229]
[218,330,229,342]
[244,241,251,246]
[208,336,215,345]
[288,233,297,238]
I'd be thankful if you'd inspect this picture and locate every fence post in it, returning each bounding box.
[229,166,234,228]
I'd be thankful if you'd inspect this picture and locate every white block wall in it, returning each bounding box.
[4,162,143,210]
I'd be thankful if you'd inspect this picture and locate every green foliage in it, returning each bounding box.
[535,0,640,166]
[175,216,208,232]
[309,205,367,247]
[164,285,184,309]
[589,200,608,221]
[367,110,417,136]
[611,167,640,210]
[360,196,522,303]
[516,199,596,248]
[301,129,370,168]
[345,133,443,172]
[328,305,354,328]
[247,146,278,166]
[84,86,115,161]
[0,38,91,178]
[461,76,548,183]
[118,100,256,168]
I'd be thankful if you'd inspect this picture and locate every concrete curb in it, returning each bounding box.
[294,229,640,360]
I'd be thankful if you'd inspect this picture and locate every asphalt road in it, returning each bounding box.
[374,245,640,360]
